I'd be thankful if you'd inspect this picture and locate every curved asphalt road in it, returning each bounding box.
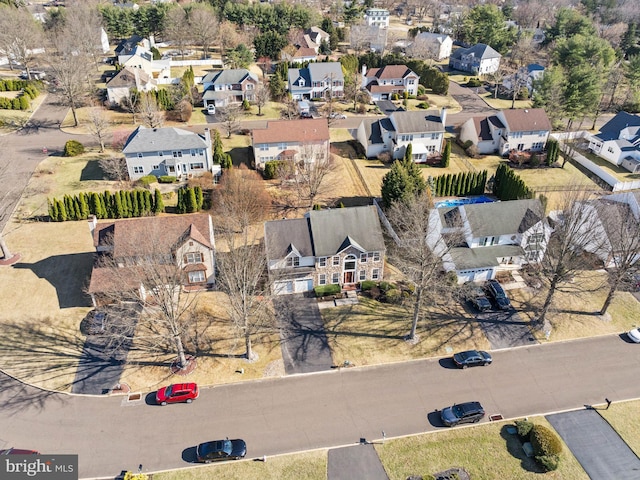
[1,334,639,479]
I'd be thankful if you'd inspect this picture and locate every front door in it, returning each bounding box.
[343,271,354,284]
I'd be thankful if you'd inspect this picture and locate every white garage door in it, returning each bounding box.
[274,281,294,295]
[294,279,313,293]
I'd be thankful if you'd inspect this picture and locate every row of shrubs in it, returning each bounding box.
[515,419,563,471]
[48,189,165,222]
[0,80,39,111]
[176,186,204,214]
[432,170,488,197]
[361,280,412,303]
[0,78,36,91]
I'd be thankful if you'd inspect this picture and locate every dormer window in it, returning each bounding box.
[299,78,305,86]
[286,256,300,267]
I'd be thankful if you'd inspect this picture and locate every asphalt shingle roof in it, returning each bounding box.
[501,108,552,132]
[390,110,444,134]
[463,199,544,238]
[595,111,640,141]
[252,118,329,144]
[264,218,313,260]
[122,126,209,153]
[450,43,501,60]
[450,244,525,269]
[201,69,257,85]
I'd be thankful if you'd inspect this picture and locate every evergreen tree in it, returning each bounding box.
[103,191,113,218]
[78,192,89,219]
[186,187,197,213]
[131,190,140,217]
[114,192,124,218]
[212,129,225,164]
[381,161,412,207]
[90,192,102,218]
[48,199,58,221]
[221,153,233,169]
[404,143,413,162]
[57,199,67,222]
[144,190,152,215]
[154,188,164,214]
[195,186,203,211]
[441,139,451,168]
[177,188,184,214]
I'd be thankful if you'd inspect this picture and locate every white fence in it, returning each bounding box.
[170,59,223,68]
[552,132,640,192]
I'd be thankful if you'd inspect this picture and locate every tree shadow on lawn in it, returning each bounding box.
[13,252,94,309]
[80,159,105,181]
[499,424,543,473]
[228,146,251,168]
[333,196,372,207]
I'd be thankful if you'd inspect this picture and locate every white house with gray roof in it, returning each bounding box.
[264,206,385,294]
[436,199,551,283]
[356,109,447,161]
[122,126,216,181]
[588,111,640,172]
[449,43,501,75]
[287,62,344,100]
[201,68,259,111]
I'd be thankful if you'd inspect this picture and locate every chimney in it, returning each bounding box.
[361,64,367,89]
[204,127,212,148]
[88,215,97,240]
[440,107,447,127]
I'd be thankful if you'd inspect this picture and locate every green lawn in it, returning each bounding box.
[598,400,640,457]
[376,417,588,480]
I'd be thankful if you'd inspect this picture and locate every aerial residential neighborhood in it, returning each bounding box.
[1,0,640,479]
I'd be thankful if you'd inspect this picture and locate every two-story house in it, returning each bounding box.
[364,8,390,28]
[435,199,551,283]
[288,62,344,100]
[251,118,330,171]
[361,64,420,101]
[122,126,218,181]
[449,43,502,75]
[201,69,259,112]
[264,206,386,294]
[459,109,552,156]
[87,213,216,306]
[106,66,157,105]
[588,111,640,172]
[357,109,447,161]
[411,32,453,60]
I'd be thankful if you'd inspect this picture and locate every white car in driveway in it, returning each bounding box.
[627,328,640,343]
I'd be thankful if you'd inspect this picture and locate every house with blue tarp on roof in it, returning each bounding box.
[588,111,640,173]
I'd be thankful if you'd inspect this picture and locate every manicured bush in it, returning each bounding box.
[531,425,562,455]
[379,281,392,292]
[515,419,534,440]
[63,140,85,157]
[314,284,341,297]
[416,102,429,109]
[263,160,283,180]
[137,174,157,187]
[385,288,401,303]
[360,280,376,291]
[467,77,482,87]
[536,454,560,471]
[158,175,177,183]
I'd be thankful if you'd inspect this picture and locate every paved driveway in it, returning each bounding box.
[328,444,389,480]
[547,409,640,480]
[475,308,538,350]
[274,294,334,374]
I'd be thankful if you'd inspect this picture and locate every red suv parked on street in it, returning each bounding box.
[155,383,199,406]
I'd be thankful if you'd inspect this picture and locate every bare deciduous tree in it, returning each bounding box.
[213,166,273,360]
[62,0,105,70]
[277,143,336,210]
[386,190,463,341]
[98,156,129,183]
[218,103,242,138]
[535,189,608,333]
[0,162,16,261]
[86,107,110,153]
[0,6,44,77]
[138,92,164,129]
[253,83,270,116]
[165,6,192,60]
[188,3,218,59]
[280,95,298,120]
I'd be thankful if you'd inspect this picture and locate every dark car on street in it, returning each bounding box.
[156,383,199,406]
[196,438,247,463]
[486,279,511,310]
[452,350,492,368]
[467,285,492,312]
[440,401,485,427]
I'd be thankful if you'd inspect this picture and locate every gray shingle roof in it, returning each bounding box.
[264,218,313,261]
[307,62,344,82]
[390,110,445,134]
[309,205,385,256]
[288,67,311,88]
[450,244,525,269]
[202,69,257,85]
[595,111,640,141]
[122,126,209,153]
[450,43,501,60]
[463,199,544,238]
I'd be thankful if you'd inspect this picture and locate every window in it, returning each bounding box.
[191,149,197,157]
[344,257,356,270]
[184,252,203,264]
[319,257,327,267]
[372,268,380,280]
[173,151,183,158]
[359,270,366,281]
[427,145,436,153]
[279,143,287,150]
[360,253,367,263]
[189,162,204,170]
[152,165,159,170]
[133,166,144,174]
[372,252,380,262]
[137,153,143,158]
[408,79,415,85]
[331,272,340,284]
[531,142,544,150]
[259,144,269,151]
[319,274,326,285]
[608,146,614,154]
[332,256,340,266]
[246,83,254,90]
[286,256,300,267]
[188,271,205,283]
[431,133,439,140]
[158,151,164,157]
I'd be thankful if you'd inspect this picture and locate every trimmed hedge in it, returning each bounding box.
[515,419,534,440]
[360,280,376,291]
[263,160,285,180]
[314,284,341,297]
[530,424,562,457]
[158,175,177,183]
[137,175,157,187]
[63,140,85,157]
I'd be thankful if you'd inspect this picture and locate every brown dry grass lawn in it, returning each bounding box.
[510,270,640,342]
[598,400,640,457]
[0,92,46,133]
[322,296,490,367]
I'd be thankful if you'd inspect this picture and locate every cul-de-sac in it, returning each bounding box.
[1,0,640,479]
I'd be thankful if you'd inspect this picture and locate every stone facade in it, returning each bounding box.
[315,247,383,287]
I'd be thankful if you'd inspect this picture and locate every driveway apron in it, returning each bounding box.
[71,338,129,394]
[475,309,538,349]
[546,409,640,480]
[328,444,389,480]
[275,294,334,374]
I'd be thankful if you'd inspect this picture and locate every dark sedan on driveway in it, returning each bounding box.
[486,279,511,310]
[196,438,246,463]
[467,285,492,312]
[452,350,492,368]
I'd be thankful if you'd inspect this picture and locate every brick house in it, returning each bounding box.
[251,118,330,171]
[87,213,216,306]
[264,206,386,294]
